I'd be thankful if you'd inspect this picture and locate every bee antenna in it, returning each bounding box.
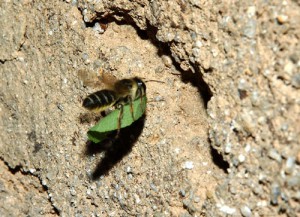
[144,79,165,84]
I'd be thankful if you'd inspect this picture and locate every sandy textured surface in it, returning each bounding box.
[0,0,299,216]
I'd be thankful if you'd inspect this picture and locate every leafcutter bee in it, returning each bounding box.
[78,69,146,136]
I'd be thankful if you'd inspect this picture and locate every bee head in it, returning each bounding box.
[131,77,146,100]
[133,77,146,92]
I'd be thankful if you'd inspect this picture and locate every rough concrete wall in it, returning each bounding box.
[0,0,299,216]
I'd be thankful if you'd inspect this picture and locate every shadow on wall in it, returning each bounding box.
[84,115,145,180]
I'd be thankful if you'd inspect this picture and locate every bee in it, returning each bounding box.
[79,69,146,134]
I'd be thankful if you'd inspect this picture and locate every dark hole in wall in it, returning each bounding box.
[176,68,213,109]
[142,20,213,108]
[210,146,229,173]
[80,11,222,171]
[80,11,213,108]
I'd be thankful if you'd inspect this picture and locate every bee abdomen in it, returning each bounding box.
[83,90,117,112]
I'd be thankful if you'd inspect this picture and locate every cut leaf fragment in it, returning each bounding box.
[87,96,147,143]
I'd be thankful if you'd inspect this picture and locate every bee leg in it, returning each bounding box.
[129,98,135,121]
[116,104,124,137]
[139,95,145,113]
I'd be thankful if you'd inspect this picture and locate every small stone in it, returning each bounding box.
[42,179,47,186]
[192,47,200,57]
[224,143,231,154]
[194,196,200,203]
[232,158,239,167]
[114,184,119,190]
[193,40,202,48]
[162,55,173,68]
[230,185,237,194]
[245,144,251,152]
[284,61,294,75]
[174,148,180,154]
[70,187,77,196]
[82,53,89,61]
[240,205,252,217]
[155,66,164,74]
[134,194,140,204]
[238,154,246,163]
[183,161,194,170]
[86,189,91,196]
[281,192,288,202]
[150,183,158,192]
[219,205,236,214]
[243,19,256,38]
[291,73,300,89]
[270,183,281,205]
[268,149,282,162]
[277,15,288,24]
[57,104,64,111]
[179,189,186,197]
[183,199,197,213]
[257,116,267,124]
[154,95,164,102]
[126,166,131,173]
[29,168,36,173]
[251,91,260,106]
[285,157,295,174]
[247,6,256,17]
[180,61,190,71]
[238,78,248,90]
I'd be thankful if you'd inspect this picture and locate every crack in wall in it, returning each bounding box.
[0,157,60,216]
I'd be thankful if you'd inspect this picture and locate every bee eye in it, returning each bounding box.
[137,80,144,86]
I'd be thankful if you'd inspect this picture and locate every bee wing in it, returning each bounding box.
[98,68,118,89]
[77,69,102,88]
[78,68,118,89]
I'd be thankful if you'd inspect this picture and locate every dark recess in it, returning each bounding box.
[7,164,22,174]
[210,146,229,172]
[80,11,213,108]
[81,11,219,170]
[137,19,213,108]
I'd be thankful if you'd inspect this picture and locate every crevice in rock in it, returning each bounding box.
[7,164,22,174]
[0,58,17,64]
[78,10,220,173]
[0,157,61,215]
[78,10,220,170]
[38,178,61,215]
[210,146,229,172]
[80,9,213,108]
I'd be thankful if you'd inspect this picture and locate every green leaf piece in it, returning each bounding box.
[87,96,147,143]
